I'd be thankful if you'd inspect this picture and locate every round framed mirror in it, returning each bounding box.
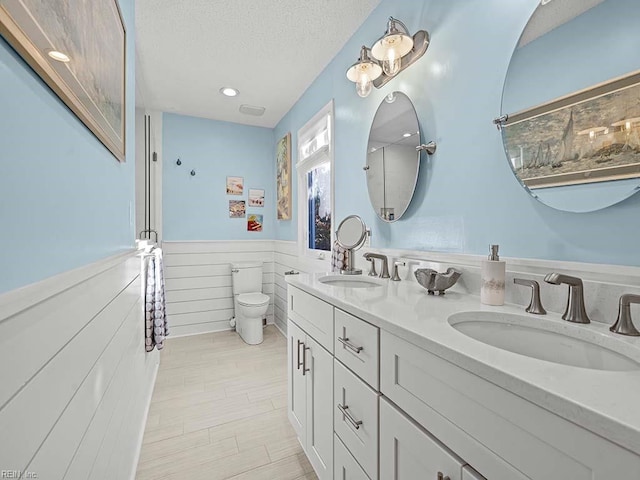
[499,1,640,212]
[336,215,367,249]
[366,92,422,222]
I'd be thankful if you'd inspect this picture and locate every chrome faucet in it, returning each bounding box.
[513,278,546,315]
[365,256,378,277]
[363,252,390,279]
[391,261,406,281]
[610,294,640,336]
[544,273,590,324]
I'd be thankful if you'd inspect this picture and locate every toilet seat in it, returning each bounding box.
[237,292,269,307]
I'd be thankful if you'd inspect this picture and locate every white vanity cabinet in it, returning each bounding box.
[287,319,334,479]
[288,280,640,480]
[334,434,370,480]
[287,285,335,480]
[333,361,379,480]
[380,330,640,479]
[380,397,465,480]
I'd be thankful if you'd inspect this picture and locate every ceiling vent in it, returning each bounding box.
[239,104,266,116]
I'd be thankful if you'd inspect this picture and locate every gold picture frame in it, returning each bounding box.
[276,132,292,220]
[0,0,127,162]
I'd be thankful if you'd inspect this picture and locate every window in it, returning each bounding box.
[297,100,334,258]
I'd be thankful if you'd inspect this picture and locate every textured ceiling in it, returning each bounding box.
[135,0,381,128]
[518,0,605,47]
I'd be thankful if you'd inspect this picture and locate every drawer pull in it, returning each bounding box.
[302,344,310,376]
[437,473,450,480]
[297,339,304,370]
[284,270,299,275]
[337,404,363,430]
[338,336,364,354]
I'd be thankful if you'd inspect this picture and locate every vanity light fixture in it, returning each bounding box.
[346,46,383,98]
[346,17,430,97]
[219,87,239,97]
[47,50,70,63]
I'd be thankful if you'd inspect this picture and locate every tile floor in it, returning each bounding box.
[136,326,318,480]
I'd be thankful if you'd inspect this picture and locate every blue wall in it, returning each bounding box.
[273,0,640,266]
[0,0,136,294]
[503,0,639,113]
[162,113,274,240]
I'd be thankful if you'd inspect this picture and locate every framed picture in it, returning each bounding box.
[276,133,292,220]
[226,176,244,195]
[247,214,263,232]
[229,200,246,218]
[0,0,126,161]
[248,188,265,207]
[503,71,640,189]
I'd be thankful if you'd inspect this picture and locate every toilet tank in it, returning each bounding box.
[231,262,264,295]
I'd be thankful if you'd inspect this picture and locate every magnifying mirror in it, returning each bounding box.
[335,215,369,274]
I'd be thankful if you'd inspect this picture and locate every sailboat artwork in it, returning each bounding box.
[503,75,640,189]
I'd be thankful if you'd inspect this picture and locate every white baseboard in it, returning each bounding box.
[129,360,159,480]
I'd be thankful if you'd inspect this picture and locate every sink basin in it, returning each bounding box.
[448,311,640,371]
[317,275,383,289]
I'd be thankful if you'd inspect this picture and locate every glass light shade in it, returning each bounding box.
[381,51,401,77]
[356,76,373,97]
[347,57,382,98]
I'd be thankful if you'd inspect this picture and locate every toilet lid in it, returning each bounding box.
[237,292,270,306]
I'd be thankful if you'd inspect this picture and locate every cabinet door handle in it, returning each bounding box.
[301,343,310,376]
[296,339,304,370]
[337,336,363,354]
[337,404,363,430]
[437,473,450,480]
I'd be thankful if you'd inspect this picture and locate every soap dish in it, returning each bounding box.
[414,267,462,295]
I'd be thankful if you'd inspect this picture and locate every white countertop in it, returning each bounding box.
[287,273,640,456]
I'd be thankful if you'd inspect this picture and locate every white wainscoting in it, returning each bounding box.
[163,241,276,337]
[273,241,330,334]
[0,250,158,480]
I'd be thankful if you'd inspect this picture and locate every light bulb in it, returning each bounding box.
[381,49,401,76]
[356,75,373,98]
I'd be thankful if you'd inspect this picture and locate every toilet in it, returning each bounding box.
[231,262,270,344]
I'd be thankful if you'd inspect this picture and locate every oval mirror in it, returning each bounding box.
[336,215,367,249]
[500,1,640,212]
[366,92,421,221]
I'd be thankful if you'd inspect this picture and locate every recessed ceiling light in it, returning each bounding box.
[220,87,239,97]
[47,50,70,63]
[403,133,412,138]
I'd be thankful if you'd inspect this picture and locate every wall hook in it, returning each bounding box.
[190,169,196,176]
[176,158,182,166]
[416,141,437,155]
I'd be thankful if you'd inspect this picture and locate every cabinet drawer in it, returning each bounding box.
[334,433,370,480]
[334,309,379,390]
[288,286,334,352]
[381,331,640,480]
[380,397,463,480]
[334,360,379,480]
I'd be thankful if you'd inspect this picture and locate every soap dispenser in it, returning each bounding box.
[481,244,505,306]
